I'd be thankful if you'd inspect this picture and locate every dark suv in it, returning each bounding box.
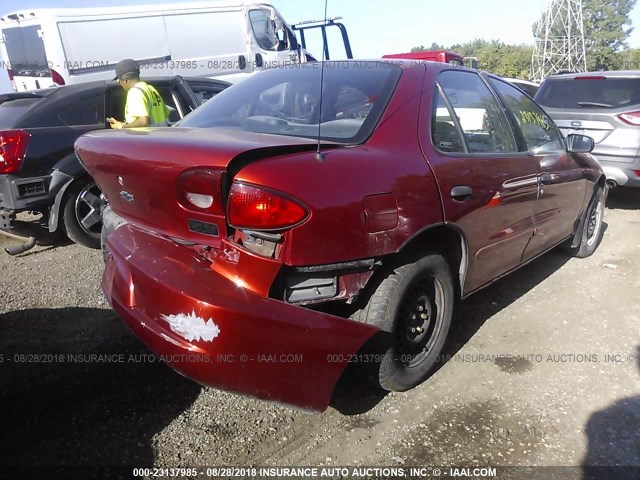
[535,71,640,188]
[0,76,229,253]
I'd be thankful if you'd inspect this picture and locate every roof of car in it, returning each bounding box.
[501,77,539,87]
[382,51,462,60]
[5,76,231,100]
[547,71,640,80]
[371,58,474,73]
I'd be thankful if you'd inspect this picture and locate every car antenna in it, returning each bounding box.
[315,0,329,163]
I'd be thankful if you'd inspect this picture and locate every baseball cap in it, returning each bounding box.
[113,59,140,80]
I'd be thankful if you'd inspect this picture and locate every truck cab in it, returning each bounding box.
[0,2,309,90]
[382,50,478,68]
[383,50,465,65]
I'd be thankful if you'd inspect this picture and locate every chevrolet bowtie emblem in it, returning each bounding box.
[120,191,135,202]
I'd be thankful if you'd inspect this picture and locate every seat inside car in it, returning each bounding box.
[433,121,463,152]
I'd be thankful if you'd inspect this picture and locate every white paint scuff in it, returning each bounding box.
[160,311,221,342]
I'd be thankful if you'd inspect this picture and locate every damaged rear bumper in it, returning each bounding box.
[102,223,379,412]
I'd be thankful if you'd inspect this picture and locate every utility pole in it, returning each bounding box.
[530,0,587,82]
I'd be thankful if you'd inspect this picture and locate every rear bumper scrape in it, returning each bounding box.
[103,225,379,412]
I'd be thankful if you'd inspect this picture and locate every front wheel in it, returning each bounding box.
[62,178,102,249]
[571,184,607,258]
[351,253,454,391]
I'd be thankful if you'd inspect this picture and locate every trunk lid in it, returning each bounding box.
[549,112,615,144]
[544,108,640,163]
[75,127,323,246]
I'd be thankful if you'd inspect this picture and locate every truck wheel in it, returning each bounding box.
[62,178,102,249]
[570,184,607,258]
[351,253,454,391]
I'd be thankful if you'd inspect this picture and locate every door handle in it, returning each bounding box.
[539,173,552,185]
[451,185,473,201]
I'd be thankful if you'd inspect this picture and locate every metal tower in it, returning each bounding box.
[530,0,587,82]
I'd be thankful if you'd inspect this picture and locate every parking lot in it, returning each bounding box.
[0,188,638,474]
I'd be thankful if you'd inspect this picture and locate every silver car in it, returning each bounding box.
[503,77,539,98]
[535,71,640,188]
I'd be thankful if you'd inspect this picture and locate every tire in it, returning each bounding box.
[62,178,102,249]
[351,253,454,392]
[571,184,607,258]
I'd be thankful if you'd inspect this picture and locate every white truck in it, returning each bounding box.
[0,50,12,93]
[0,1,309,90]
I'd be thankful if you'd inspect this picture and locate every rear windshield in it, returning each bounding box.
[0,97,42,128]
[535,77,640,108]
[178,62,402,144]
[4,25,49,77]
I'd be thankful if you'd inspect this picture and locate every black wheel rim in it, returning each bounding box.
[395,275,445,368]
[75,183,103,239]
[586,194,604,247]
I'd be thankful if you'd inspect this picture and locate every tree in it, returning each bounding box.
[617,48,640,68]
[409,39,533,79]
[583,0,637,70]
[411,43,445,52]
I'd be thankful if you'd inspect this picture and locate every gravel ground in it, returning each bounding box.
[0,189,639,476]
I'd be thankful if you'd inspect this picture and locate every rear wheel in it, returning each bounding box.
[62,178,102,249]
[351,253,454,391]
[571,184,606,258]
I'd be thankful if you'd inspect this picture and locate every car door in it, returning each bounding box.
[105,86,127,123]
[169,77,230,119]
[22,89,109,177]
[422,69,540,294]
[183,79,231,107]
[168,76,200,113]
[488,77,587,261]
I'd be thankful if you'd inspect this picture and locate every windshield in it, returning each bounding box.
[4,25,49,77]
[178,62,402,144]
[535,77,640,109]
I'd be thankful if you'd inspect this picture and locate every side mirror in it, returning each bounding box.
[566,133,594,153]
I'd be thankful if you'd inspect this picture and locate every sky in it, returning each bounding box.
[1,0,640,59]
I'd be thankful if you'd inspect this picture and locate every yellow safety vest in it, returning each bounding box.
[126,81,169,127]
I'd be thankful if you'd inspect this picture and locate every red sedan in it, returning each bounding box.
[76,61,606,412]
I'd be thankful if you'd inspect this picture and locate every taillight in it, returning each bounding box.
[49,68,65,86]
[618,111,640,126]
[0,130,30,174]
[176,169,224,215]
[7,69,14,81]
[228,183,308,231]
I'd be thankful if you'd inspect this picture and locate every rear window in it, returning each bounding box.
[58,95,104,126]
[0,97,43,128]
[536,77,640,108]
[178,62,402,144]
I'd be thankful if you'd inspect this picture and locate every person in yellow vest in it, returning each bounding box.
[107,59,169,129]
